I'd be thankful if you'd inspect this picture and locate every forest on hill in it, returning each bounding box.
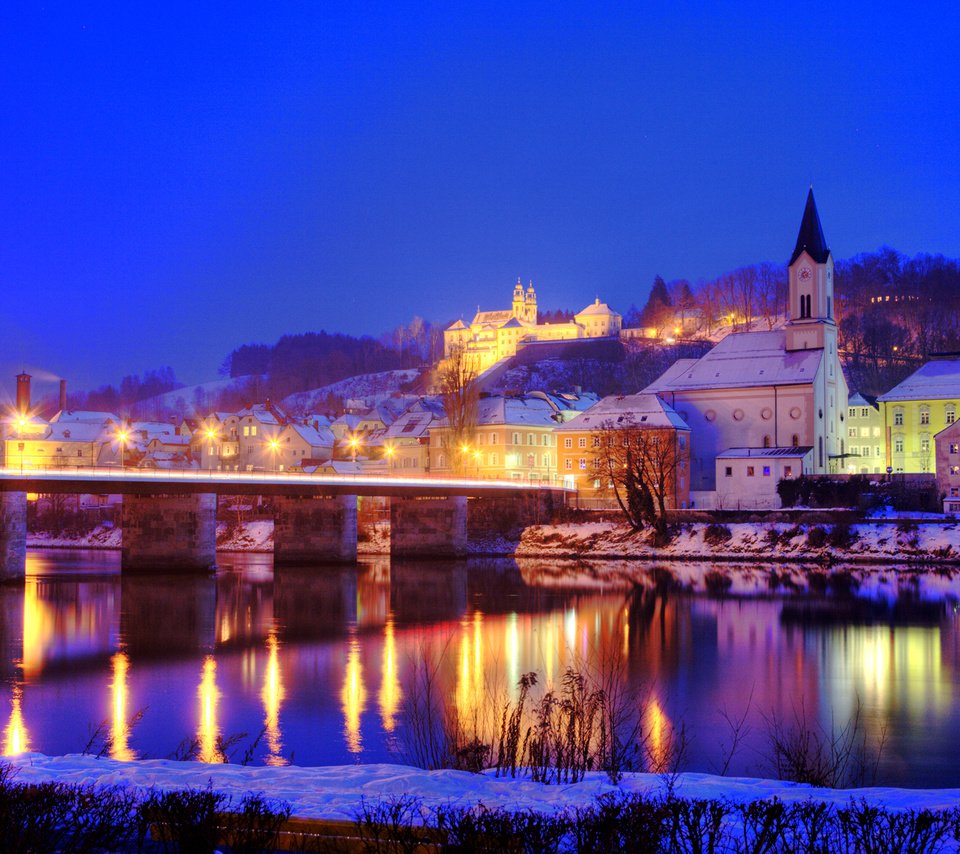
[66,248,960,415]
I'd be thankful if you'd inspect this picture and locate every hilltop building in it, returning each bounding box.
[443,280,622,373]
[645,189,848,506]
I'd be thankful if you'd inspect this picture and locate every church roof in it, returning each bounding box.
[472,309,514,325]
[790,188,830,265]
[576,298,620,317]
[447,319,467,330]
[644,330,824,393]
[501,317,524,328]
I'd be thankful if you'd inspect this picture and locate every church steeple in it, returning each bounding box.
[789,187,830,265]
[786,188,836,353]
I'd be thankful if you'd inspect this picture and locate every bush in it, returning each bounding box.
[765,528,781,549]
[703,524,732,546]
[828,522,857,549]
[806,526,828,548]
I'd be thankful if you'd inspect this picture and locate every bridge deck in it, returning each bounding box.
[0,467,571,499]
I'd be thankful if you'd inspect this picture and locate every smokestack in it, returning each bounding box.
[59,379,67,413]
[16,373,31,415]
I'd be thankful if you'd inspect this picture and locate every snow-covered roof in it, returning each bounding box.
[146,434,191,447]
[877,359,960,403]
[447,319,467,330]
[433,395,561,429]
[472,309,514,325]
[284,423,335,447]
[576,298,620,318]
[848,392,879,410]
[45,422,110,443]
[717,446,813,459]
[530,390,601,414]
[554,393,690,432]
[50,410,119,425]
[644,330,824,393]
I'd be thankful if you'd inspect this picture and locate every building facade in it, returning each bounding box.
[845,392,884,474]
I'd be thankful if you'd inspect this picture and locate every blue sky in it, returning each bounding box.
[2,2,958,394]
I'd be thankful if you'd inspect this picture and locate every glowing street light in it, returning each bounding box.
[117,430,129,469]
[204,427,219,471]
[348,435,361,465]
[473,449,482,477]
[267,438,281,472]
[384,445,396,468]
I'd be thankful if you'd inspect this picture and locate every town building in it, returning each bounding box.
[876,357,960,474]
[715,447,813,510]
[934,419,960,513]
[845,392,884,474]
[644,189,848,506]
[554,392,691,508]
[443,281,622,373]
[381,398,446,475]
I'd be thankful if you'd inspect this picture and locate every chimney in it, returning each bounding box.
[16,373,31,415]
[59,379,67,413]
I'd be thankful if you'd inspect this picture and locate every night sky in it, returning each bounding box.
[2,2,958,396]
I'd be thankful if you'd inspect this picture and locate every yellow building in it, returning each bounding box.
[444,281,622,373]
[877,357,960,474]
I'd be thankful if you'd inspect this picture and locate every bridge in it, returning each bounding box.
[0,468,570,579]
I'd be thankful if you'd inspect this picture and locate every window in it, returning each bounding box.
[724,466,733,477]
[951,466,960,476]
[947,406,957,424]
[920,437,930,453]
[593,479,601,490]
[250,425,257,436]
[762,466,771,476]
[784,466,793,478]
[791,434,799,447]
[848,407,857,419]
[578,437,587,448]
[512,432,521,445]
[542,434,550,446]
[527,433,535,446]
[763,435,772,448]
[490,433,498,444]
[438,454,445,468]
[848,427,857,438]
[951,443,960,455]
[894,408,904,426]
[862,446,870,457]
[746,466,755,477]
[564,459,572,470]
[920,408,930,425]
[861,408,869,418]
[578,458,587,470]
[491,453,498,466]
[242,425,250,437]
[592,435,601,447]
[894,437,904,453]
[564,437,572,449]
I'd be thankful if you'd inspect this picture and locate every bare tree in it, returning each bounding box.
[593,418,685,534]
[435,344,480,474]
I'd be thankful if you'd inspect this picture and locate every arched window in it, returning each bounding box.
[763,435,772,448]
[791,434,799,447]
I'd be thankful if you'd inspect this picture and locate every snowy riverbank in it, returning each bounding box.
[25,517,960,564]
[7,754,960,821]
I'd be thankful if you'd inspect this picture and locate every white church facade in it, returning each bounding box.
[645,189,848,507]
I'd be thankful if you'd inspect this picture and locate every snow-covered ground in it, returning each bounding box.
[27,524,122,549]
[516,520,960,563]
[7,755,960,821]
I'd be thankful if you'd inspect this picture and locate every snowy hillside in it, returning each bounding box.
[132,375,264,418]
[282,368,423,414]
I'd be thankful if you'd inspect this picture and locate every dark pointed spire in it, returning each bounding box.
[789,187,830,265]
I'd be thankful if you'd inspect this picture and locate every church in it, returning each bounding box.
[444,280,622,373]
[645,190,848,508]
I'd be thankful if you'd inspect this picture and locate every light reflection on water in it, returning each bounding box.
[2,550,959,786]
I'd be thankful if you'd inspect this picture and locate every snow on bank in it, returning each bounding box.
[517,520,960,564]
[7,755,960,820]
[27,524,122,549]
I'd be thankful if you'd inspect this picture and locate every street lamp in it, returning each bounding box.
[348,435,361,465]
[205,428,218,471]
[473,449,482,477]
[117,430,129,469]
[384,444,395,471]
[268,438,281,472]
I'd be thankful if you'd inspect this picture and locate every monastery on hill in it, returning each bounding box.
[443,280,622,372]
[645,189,849,508]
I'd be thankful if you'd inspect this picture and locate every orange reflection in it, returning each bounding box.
[21,579,48,678]
[378,619,401,732]
[341,634,366,753]
[197,656,221,762]
[110,652,137,761]
[261,634,286,766]
[645,696,671,772]
[3,684,29,756]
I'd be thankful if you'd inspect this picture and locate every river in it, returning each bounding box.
[3,549,959,787]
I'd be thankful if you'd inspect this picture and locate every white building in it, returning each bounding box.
[645,189,848,507]
[845,392,884,474]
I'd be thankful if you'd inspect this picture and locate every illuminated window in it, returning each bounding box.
[848,427,857,438]
[784,466,793,478]
[579,458,587,470]
[894,437,904,453]
[894,409,904,426]
[919,408,930,425]
[564,459,572,470]
[762,466,771,476]
[746,466,755,477]
[947,406,956,424]
[951,443,960,455]
[920,437,930,453]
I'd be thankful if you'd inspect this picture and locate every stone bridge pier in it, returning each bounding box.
[390,496,467,558]
[121,493,217,573]
[0,492,27,581]
[273,495,358,564]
